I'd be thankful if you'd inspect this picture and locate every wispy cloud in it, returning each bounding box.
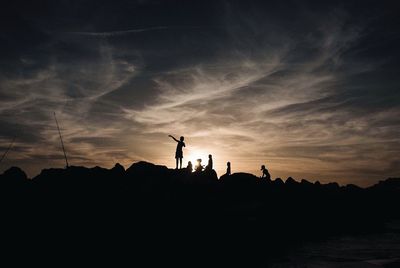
[0,1,399,185]
[65,26,202,37]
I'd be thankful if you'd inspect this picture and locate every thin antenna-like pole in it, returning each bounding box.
[54,112,69,168]
[0,136,15,166]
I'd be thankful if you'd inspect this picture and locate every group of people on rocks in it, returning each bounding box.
[186,154,214,173]
[169,134,270,179]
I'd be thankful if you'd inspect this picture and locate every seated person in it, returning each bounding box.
[260,165,271,180]
[186,161,193,172]
[195,159,204,172]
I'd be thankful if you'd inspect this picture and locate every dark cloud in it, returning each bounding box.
[0,0,399,185]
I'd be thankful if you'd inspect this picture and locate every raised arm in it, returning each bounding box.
[168,135,179,142]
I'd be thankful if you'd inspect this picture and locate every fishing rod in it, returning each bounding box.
[54,112,69,168]
[0,136,16,167]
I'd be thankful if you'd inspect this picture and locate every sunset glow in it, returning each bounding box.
[0,1,399,186]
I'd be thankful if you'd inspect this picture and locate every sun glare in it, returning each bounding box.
[185,148,210,168]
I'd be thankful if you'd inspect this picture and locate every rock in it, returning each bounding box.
[0,166,28,186]
[112,163,125,173]
[285,177,298,185]
[273,178,284,186]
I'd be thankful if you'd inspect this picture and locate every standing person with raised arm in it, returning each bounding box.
[168,135,186,169]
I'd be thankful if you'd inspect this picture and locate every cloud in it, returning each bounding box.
[0,1,399,185]
[65,26,204,37]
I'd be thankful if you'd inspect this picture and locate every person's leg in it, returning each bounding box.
[179,158,182,169]
[176,158,178,169]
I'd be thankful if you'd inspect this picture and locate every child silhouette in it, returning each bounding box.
[195,159,203,172]
[186,161,193,172]
[169,135,185,169]
[260,165,271,180]
[206,154,213,170]
[226,162,231,176]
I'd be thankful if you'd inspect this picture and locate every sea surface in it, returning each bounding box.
[270,221,400,268]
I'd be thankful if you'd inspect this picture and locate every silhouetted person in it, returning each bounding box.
[260,165,270,180]
[226,161,231,175]
[206,154,213,170]
[195,159,203,172]
[186,161,193,172]
[169,135,185,169]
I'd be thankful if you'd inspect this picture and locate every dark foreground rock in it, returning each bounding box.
[0,161,399,267]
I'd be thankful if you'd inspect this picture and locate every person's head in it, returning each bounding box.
[209,154,212,159]
[180,136,184,141]
[188,161,192,166]
[261,165,265,170]
[227,161,231,166]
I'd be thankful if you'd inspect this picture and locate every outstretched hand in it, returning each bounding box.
[168,135,178,142]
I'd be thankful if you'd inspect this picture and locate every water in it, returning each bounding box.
[270,221,400,268]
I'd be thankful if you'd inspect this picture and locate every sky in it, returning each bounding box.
[0,0,399,186]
